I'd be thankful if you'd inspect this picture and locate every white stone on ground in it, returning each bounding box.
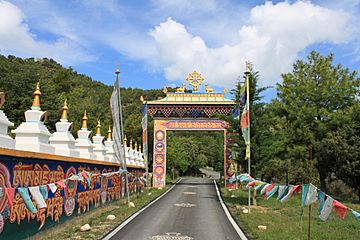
[80,224,91,232]
[129,201,135,208]
[231,194,236,198]
[158,187,163,190]
[148,192,152,195]
[106,215,116,221]
[258,225,267,230]
[242,209,249,214]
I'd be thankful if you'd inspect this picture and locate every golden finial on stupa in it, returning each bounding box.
[81,111,88,129]
[129,138,133,150]
[139,144,142,153]
[107,126,112,140]
[96,120,101,135]
[135,141,138,151]
[31,82,42,110]
[60,99,68,120]
[124,134,127,146]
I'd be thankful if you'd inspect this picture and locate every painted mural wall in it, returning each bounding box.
[0,149,144,239]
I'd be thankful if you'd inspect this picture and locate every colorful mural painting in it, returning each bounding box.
[0,149,144,239]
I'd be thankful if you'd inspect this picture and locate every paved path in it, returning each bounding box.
[105,178,244,240]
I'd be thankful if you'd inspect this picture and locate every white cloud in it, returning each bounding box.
[149,1,353,88]
[0,1,95,65]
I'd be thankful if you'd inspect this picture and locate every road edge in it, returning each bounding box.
[102,178,182,240]
[213,180,248,240]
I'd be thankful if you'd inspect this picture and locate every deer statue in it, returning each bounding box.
[205,84,214,93]
[176,84,186,93]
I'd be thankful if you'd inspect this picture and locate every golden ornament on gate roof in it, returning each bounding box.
[186,70,204,92]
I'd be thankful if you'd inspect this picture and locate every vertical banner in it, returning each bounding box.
[141,103,148,174]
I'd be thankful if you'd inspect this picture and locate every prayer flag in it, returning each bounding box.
[266,185,279,199]
[260,184,271,195]
[333,200,349,219]
[39,185,48,200]
[5,187,15,208]
[264,184,275,198]
[18,187,37,213]
[317,190,325,214]
[319,197,334,221]
[47,183,57,194]
[56,180,66,189]
[301,184,310,207]
[305,184,317,206]
[29,186,47,209]
[277,185,289,201]
[351,209,360,221]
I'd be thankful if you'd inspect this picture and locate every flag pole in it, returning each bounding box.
[115,65,130,205]
[245,62,251,213]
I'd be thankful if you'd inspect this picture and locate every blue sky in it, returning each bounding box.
[1,0,360,101]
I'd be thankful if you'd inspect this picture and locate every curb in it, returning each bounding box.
[213,180,248,240]
[102,178,182,240]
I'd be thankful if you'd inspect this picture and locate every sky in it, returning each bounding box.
[1,0,360,101]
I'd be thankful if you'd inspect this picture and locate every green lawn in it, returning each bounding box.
[33,187,168,240]
[221,187,360,240]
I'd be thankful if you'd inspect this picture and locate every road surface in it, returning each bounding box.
[105,178,244,240]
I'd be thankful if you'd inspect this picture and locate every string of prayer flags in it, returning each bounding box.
[47,183,57,194]
[68,174,84,181]
[319,197,334,221]
[29,186,47,209]
[5,187,15,208]
[18,187,37,213]
[333,200,349,219]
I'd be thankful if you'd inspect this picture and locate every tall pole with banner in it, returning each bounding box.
[141,101,149,186]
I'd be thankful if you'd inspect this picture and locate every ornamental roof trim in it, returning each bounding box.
[146,92,235,105]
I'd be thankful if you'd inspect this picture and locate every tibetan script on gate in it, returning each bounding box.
[162,120,227,130]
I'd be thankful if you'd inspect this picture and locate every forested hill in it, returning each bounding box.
[0,55,164,142]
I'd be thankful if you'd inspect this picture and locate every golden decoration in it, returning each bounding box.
[162,86,168,93]
[81,111,88,129]
[139,144,142,153]
[129,138,133,150]
[140,96,144,102]
[107,126,112,140]
[176,84,186,93]
[124,134,127,146]
[205,84,214,93]
[0,92,5,108]
[31,82,42,110]
[96,120,101,135]
[186,70,204,92]
[223,88,228,94]
[245,61,252,73]
[60,99,68,120]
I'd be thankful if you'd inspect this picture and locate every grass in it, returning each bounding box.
[31,187,169,240]
[221,186,360,240]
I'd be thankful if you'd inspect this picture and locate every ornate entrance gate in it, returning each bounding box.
[145,71,235,188]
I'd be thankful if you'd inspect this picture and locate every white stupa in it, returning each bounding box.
[128,139,136,166]
[139,145,145,167]
[104,126,116,162]
[75,111,96,159]
[49,100,79,157]
[92,120,106,160]
[12,82,55,154]
[0,92,15,149]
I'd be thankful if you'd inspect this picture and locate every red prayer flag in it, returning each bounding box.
[264,184,275,198]
[5,187,15,208]
[56,180,66,189]
[81,171,89,179]
[333,200,349,219]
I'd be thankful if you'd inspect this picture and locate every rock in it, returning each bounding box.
[231,194,236,198]
[241,206,246,210]
[158,187,163,190]
[258,225,267,231]
[228,189,233,192]
[80,224,91,232]
[242,209,249,214]
[128,201,135,208]
[106,215,116,221]
[148,192,152,196]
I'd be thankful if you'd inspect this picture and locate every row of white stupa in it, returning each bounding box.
[0,83,145,167]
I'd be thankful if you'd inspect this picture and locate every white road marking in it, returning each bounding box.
[183,192,197,195]
[149,232,193,240]
[213,179,248,240]
[174,203,196,207]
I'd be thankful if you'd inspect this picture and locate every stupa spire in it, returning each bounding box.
[60,99,68,121]
[107,126,112,140]
[81,111,88,129]
[124,134,127,146]
[96,120,101,135]
[31,82,41,110]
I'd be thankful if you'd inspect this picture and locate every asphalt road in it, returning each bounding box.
[106,178,242,240]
